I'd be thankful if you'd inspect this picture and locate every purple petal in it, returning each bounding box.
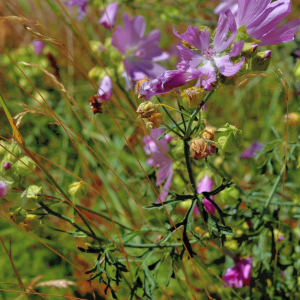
[247,0,292,40]
[177,46,204,68]
[240,141,264,158]
[229,41,244,57]
[152,52,170,62]
[99,2,119,29]
[97,75,113,101]
[214,10,237,53]
[214,55,245,77]
[214,0,238,16]
[0,181,8,198]
[259,19,300,46]
[237,0,271,28]
[195,62,217,91]
[139,69,190,100]
[173,26,210,52]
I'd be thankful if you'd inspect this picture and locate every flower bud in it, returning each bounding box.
[4,143,22,163]
[181,87,205,108]
[10,207,27,224]
[241,42,258,58]
[134,77,150,99]
[27,185,43,201]
[219,187,240,205]
[250,50,271,72]
[69,181,87,198]
[214,123,243,156]
[14,156,36,176]
[190,138,212,160]
[202,126,217,141]
[0,181,8,198]
[136,101,157,118]
[21,214,41,231]
[145,112,163,129]
[3,162,12,171]
[284,113,300,126]
[0,141,10,159]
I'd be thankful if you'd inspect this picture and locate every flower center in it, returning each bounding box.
[202,46,216,61]
[186,89,199,100]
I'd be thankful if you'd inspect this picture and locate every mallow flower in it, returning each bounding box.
[214,0,238,16]
[194,175,216,214]
[97,75,113,102]
[99,2,119,29]
[143,129,173,202]
[138,69,190,100]
[64,0,89,21]
[223,258,253,288]
[112,14,169,89]
[240,141,263,159]
[236,0,300,46]
[174,10,245,91]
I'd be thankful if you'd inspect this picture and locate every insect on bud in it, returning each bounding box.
[190,138,212,160]
[134,77,150,99]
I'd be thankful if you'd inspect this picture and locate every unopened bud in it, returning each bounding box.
[21,214,41,231]
[136,101,157,118]
[250,50,272,72]
[10,207,27,224]
[219,186,240,205]
[241,42,258,57]
[202,126,217,141]
[14,156,36,176]
[181,87,205,108]
[0,181,8,198]
[284,113,300,126]
[214,123,243,156]
[145,112,163,129]
[190,138,212,160]
[3,162,12,171]
[135,77,150,99]
[69,181,87,198]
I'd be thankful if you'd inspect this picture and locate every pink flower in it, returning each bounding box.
[112,14,169,89]
[223,258,253,288]
[143,129,173,202]
[97,75,113,102]
[194,175,216,214]
[33,40,45,55]
[0,181,8,198]
[64,0,89,21]
[99,2,119,29]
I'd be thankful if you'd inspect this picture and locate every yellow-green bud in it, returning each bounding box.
[214,123,243,156]
[69,181,87,198]
[241,43,258,58]
[14,156,36,176]
[136,101,157,118]
[219,187,240,205]
[294,59,300,77]
[27,185,43,201]
[10,207,27,224]
[250,50,271,72]
[4,143,22,163]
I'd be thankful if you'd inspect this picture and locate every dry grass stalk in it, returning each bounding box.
[35,279,76,288]
[0,16,38,26]
[25,27,62,46]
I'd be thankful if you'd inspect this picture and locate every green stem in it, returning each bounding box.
[122,240,198,249]
[157,96,185,134]
[39,202,106,244]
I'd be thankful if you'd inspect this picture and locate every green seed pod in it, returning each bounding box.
[214,123,243,156]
